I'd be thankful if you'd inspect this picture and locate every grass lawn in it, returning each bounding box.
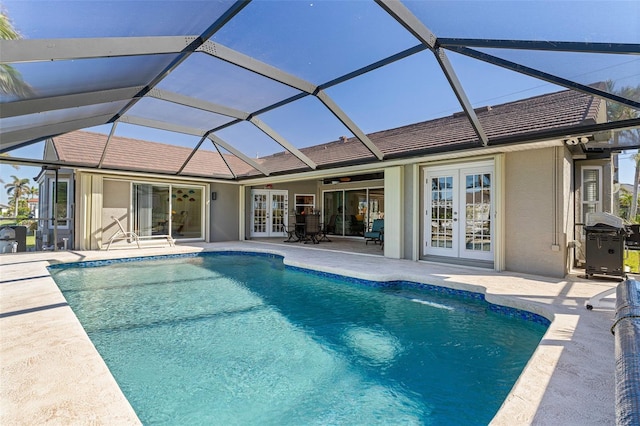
[625,249,640,274]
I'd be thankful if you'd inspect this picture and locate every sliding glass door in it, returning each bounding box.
[132,183,204,240]
[323,188,384,237]
[171,186,204,239]
[133,184,169,237]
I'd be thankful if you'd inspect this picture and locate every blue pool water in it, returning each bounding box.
[50,253,548,425]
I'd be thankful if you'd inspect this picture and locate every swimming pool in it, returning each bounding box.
[50,252,548,425]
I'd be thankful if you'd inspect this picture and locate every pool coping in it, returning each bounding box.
[0,241,618,425]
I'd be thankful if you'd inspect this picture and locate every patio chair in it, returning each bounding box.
[317,220,332,242]
[303,214,321,244]
[364,219,384,245]
[106,216,140,250]
[281,222,299,242]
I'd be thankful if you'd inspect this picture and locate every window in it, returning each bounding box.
[582,166,602,223]
[49,179,70,229]
[294,194,315,215]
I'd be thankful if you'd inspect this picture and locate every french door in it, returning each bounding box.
[424,163,493,261]
[251,190,288,237]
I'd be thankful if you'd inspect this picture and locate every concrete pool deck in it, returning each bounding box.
[0,241,621,425]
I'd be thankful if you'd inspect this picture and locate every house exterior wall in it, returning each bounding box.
[403,165,419,260]
[72,172,214,249]
[102,179,131,246]
[210,183,240,242]
[384,166,404,259]
[504,147,569,277]
[62,141,604,279]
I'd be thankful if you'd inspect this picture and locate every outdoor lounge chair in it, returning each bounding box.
[364,219,384,245]
[107,216,175,250]
[106,216,140,250]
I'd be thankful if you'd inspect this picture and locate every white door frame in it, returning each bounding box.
[250,189,288,237]
[424,161,494,262]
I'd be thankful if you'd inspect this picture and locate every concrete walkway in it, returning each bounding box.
[0,241,620,425]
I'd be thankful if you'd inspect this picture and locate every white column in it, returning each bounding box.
[238,185,246,241]
[90,174,103,250]
[384,166,404,259]
[494,154,506,271]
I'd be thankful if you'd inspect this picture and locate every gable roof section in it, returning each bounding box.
[51,88,603,179]
[51,132,256,178]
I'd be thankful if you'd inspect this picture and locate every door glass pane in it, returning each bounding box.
[583,169,600,202]
[51,181,69,228]
[464,173,491,252]
[253,193,267,233]
[323,191,344,236]
[368,188,384,231]
[271,193,287,234]
[345,190,366,236]
[431,176,454,249]
[171,186,202,239]
[133,184,169,237]
[582,167,602,223]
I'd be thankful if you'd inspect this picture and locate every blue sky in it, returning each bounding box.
[1,1,639,204]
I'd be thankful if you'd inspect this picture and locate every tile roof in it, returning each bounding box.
[52,132,254,178]
[52,88,603,180]
[255,88,604,175]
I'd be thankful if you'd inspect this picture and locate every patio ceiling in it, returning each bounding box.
[0,0,639,180]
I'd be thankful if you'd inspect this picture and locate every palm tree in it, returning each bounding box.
[4,175,30,218]
[0,11,34,97]
[606,81,640,222]
[619,189,632,217]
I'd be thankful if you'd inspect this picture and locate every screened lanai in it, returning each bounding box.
[0,0,639,176]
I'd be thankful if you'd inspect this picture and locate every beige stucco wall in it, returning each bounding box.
[210,182,240,242]
[504,147,570,277]
[102,179,131,246]
[384,166,404,259]
[403,165,418,260]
